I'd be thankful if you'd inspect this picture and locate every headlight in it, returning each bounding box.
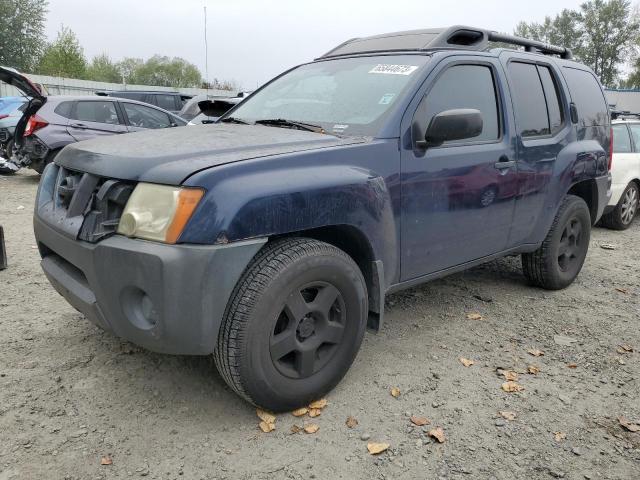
[117,183,204,244]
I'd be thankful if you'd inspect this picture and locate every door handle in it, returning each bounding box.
[494,157,516,170]
[69,123,88,129]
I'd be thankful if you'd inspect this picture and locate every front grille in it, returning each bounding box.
[45,166,134,243]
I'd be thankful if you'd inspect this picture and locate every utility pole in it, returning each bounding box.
[204,5,209,91]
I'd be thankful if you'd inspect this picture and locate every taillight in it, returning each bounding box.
[0,114,8,120]
[23,114,48,137]
[608,127,614,171]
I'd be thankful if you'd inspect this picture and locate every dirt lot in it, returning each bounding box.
[1,169,639,480]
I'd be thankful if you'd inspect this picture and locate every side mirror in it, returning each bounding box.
[417,109,483,148]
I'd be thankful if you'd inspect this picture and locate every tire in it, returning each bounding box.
[214,238,368,412]
[600,182,639,230]
[522,194,591,290]
[5,138,14,159]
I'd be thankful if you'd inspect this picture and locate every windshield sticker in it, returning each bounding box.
[379,93,396,105]
[369,64,419,75]
[333,124,349,133]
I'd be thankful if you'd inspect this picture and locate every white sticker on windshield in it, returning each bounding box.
[379,93,396,105]
[369,64,419,75]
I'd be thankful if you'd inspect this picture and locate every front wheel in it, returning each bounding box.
[522,195,591,290]
[214,238,368,412]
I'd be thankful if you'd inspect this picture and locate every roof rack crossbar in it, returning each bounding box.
[487,31,573,59]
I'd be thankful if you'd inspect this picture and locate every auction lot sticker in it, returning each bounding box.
[369,64,419,75]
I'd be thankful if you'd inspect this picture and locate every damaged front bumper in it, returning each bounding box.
[34,163,266,354]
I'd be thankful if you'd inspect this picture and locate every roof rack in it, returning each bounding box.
[318,26,573,60]
[611,110,640,120]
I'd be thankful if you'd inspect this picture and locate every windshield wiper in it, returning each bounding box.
[220,116,250,124]
[254,118,324,133]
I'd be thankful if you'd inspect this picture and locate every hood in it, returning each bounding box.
[0,66,44,100]
[56,123,368,184]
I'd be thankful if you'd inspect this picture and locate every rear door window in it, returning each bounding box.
[123,103,172,129]
[627,123,640,151]
[508,62,550,137]
[155,94,178,111]
[612,124,632,153]
[562,67,608,127]
[73,101,120,125]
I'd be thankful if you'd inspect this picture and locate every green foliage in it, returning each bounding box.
[0,0,48,72]
[86,53,121,83]
[514,0,640,87]
[121,55,203,88]
[38,25,87,78]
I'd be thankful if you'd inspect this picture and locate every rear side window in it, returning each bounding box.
[422,64,500,143]
[74,101,120,125]
[54,101,73,118]
[627,124,640,151]
[114,92,146,102]
[508,62,564,137]
[155,94,177,111]
[562,67,608,127]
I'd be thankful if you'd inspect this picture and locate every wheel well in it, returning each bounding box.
[567,179,597,224]
[273,225,381,327]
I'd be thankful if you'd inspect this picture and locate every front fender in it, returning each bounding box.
[180,145,400,285]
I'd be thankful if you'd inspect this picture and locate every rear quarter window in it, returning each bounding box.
[562,67,609,127]
[54,101,73,118]
[612,124,632,153]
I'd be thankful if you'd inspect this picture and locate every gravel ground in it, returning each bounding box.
[1,169,639,480]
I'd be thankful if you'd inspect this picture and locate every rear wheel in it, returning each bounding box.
[600,182,639,230]
[214,238,368,412]
[522,195,591,290]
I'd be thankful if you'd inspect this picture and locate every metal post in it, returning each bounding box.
[0,226,7,270]
[204,5,209,89]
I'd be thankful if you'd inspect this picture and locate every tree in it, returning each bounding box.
[38,26,87,78]
[0,0,48,72]
[116,57,144,84]
[514,0,640,87]
[86,53,121,83]
[131,55,203,88]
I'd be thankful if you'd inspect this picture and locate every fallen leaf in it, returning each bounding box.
[303,423,319,434]
[567,363,578,369]
[345,416,358,428]
[256,408,276,424]
[615,287,629,294]
[553,431,566,442]
[600,243,616,250]
[618,416,640,433]
[428,427,446,443]
[502,370,519,381]
[459,357,475,367]
[291,407,308,417]
[466,312,483,321]
[527,348,544,357]
[528,365,540,375]
[390,387,401,398]
[367,442,390,455]
[290,425,302,434]
[502,381,524,393]
[100,456,113,466]
[308,398,328,409]
[308,408,321,418]
[410,416,430,426]
[617,344,634,353]
[617,358,626,365]
[259,421,275,433]
[498,411,517,421]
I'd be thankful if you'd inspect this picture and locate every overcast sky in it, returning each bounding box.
[45,0,585,90]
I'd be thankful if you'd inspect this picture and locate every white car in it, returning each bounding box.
[602,117,640,229]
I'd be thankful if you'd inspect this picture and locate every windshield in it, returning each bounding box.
[227,55,429,136]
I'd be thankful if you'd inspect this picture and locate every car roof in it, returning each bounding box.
[44,95,183,117]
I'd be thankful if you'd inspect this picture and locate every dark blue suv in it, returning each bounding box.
[31,26,611,411]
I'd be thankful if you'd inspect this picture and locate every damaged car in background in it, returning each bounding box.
[0,96,27,160]
[0,66,188,175]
